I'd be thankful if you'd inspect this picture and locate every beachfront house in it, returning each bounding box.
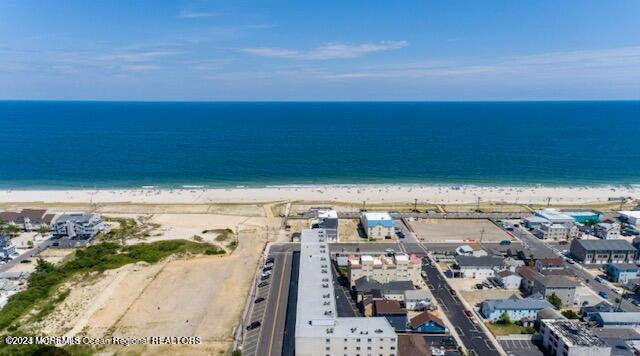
[481,294,553,323]
[0,209,55,231]
[53,213,107,239]
[360,212,393,239]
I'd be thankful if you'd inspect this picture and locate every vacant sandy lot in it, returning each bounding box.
[460,289,522,306]
[29,213,269,355]
[409,219,511,243]
[338,219,367,242]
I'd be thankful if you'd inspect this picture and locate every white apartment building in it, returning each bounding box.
[533,223,576,241]
[295,229,398,356]
[360,212,393,240]
[347,253,422,287]
[540,319,611,356]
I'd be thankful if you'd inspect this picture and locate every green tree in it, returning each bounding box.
[548,293,562,309]
[5,224,21,236]
[37,225,50,236]
[499,311,512,325]
[27,240,34,248]
[561,310,580,319]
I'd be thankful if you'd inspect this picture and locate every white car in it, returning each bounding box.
[421,271,427,278]
[261,270,272,277]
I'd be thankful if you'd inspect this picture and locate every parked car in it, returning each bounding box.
[464,310,472,317]
[263,266,273,272]
[595,276,604,283]
[599,291,608,298]
[246,321,261,330]
[449,289,456,296]
[265,256,274,263]
[261,270,272,277]
[258,281,269,288]
[260,275,270,281]
[421,271,427,278]
[264,262,274,268]
[20,259,32,264]
[475,283,484,290]
[499,240,511,245]
[254,297,265,303]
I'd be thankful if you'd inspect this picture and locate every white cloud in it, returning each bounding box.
[242,41,408,60]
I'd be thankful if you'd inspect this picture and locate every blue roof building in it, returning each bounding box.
[408,311,446,334]
[360,212,394,239]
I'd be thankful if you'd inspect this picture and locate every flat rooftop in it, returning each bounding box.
[619,211,640,219]
[542,320,607,347]
[295,229,395,339]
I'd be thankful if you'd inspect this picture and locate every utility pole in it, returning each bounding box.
[479,227,485,244]
[476,197,481,212]
[362,200,366,211]
[413,198,418,212]
[547,197,552,207]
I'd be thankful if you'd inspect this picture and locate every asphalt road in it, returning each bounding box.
[0,238,55,273]
[421,261,500,356]
[512,227,640,312]
[242,244,295,356]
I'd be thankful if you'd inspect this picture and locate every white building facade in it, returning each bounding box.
[295,229,398,356]
[360,212,393,240]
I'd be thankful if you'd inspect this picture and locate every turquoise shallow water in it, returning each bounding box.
[0,101,638,188]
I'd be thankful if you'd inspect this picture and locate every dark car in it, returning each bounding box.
[20,259,32,264]
[449,289,456,296]
[265,256,275,263]
[263,266,273,272]
[258,281,269,288]
[246,321,261,330]
[464,310,472,317]
[260,274,270,281]
[499,240,511,245]
[254,297,265,303]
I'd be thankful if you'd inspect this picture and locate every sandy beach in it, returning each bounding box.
[0,185,637,205]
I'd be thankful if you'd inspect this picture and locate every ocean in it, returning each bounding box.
[0,101,638,188]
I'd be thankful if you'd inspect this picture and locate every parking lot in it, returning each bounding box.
[408,219,512,243]
[499,338,544,356]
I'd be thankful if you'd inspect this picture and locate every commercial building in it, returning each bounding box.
[562,210,602,224]
[360,212,393,240]
[452,255,503,279]
[347,253,421,287]
[523,215,551,229]
[595,223,621,240]
[53,213,107,239]
[606,263,639,283]
[594,312,640,329]
[534,209,575,224]
[295,229,398,356]
[481,294,553,323]
[580,301,621,321]
[619,211,640,227]
[540,319,611,356]
[312,209,339,242]
[569,239,639,265]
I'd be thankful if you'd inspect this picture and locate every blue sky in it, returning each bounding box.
[1,0,639,100]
